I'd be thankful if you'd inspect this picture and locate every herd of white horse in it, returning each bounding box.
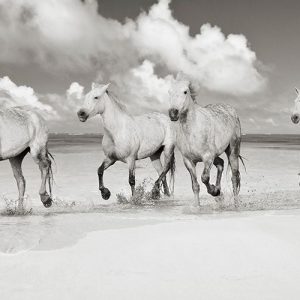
[1,74,300,211]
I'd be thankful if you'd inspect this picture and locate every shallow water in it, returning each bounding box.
[1,135,300,253]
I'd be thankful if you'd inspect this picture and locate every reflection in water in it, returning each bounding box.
[1,190,300,254]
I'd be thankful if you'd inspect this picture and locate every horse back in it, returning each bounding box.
[203,103,241,151]
[204,104,240,132]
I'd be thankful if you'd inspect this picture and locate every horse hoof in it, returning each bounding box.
[151,188,160,200]
[209,185,220,197]
[211,188,221,197]
[43,197,52,208]
[101,188,111,200]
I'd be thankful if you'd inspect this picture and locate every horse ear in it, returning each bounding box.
[91,82,97,90]
[176,72,185,80]
[296,87,299,95]
[103,83,110,91]
[176,72,191,83]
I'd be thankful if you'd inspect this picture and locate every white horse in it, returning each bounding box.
[77,83,175,200]
[0,106,53,210]
[291,88,300,124]
[158,77,243,207]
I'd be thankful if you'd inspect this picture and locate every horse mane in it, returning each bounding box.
[176,72,197,102]
[188,83,197,102]
[107,90,129,114]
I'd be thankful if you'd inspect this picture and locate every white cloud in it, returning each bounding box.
[66,82,85,112]
[66,82,84,101]
[0,0,266,99]
[132,0,265,95]
[265,118,278,127]
[0,76,57,119]
[108,60,174,112]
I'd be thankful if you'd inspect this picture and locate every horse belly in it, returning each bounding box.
[214,123,237,155]
[136,120,165,159]
[0,120,30,160]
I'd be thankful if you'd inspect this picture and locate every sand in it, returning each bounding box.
[1,137,300,299]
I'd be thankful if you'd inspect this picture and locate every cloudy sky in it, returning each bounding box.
[0,0,299,134]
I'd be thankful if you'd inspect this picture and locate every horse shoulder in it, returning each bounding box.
[102,127,137,162]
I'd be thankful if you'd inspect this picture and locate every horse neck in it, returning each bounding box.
[180,96,197,126]
[101,93,131,138]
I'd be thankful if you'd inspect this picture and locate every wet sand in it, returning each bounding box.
[1,209,300,300]
[1,135,300,299]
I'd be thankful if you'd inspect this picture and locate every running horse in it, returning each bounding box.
[77,83,175,200]
[153,75,243,207]
[0,107,53,210]
[291,88,300,124]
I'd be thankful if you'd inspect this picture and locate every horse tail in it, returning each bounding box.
[169,150,176,195]
[239,155,247,173]
[46,148,55,197]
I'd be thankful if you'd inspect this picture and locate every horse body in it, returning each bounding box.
[176,104,240,162]
[0,107,47,159]
[78,83,175,199]
[0,106,53,209]
[158,76,242,207]
[134,113,171,159]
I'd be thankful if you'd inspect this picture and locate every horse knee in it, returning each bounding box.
[231,169,241,191]
[201,173,210,184]
[192,181,200,193]
[97,165,104,176]
[37,154,50,170]
[218,162,224,172]
[129,174,135,186]
[232,169,240,179]
[19,176,26,187]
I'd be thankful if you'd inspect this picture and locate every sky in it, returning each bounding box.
[0,0,299,134]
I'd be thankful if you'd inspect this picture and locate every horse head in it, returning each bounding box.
[291,88,300,124]
[168,75,196,122]
[77,82,110,122]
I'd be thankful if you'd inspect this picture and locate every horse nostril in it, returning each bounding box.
[169,108,179,121]
[77,110,88,121]
[292,114,300,124]
[77,110,86,118]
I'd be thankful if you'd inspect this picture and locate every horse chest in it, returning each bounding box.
[176,127,213,161]
[102,134,135,162]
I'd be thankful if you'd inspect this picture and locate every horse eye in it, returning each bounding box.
[184,90,187,94]
[94,96,98,100]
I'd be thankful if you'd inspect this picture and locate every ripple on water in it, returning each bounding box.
[1,190,300,254]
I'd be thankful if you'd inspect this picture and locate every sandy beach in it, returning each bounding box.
[1,135,300,299]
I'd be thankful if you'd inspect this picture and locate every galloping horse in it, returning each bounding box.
[77,83,175,200]
[155,76,242,207]
[291,88,300,124]
[0,106,53,210]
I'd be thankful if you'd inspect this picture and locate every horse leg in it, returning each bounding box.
[151,146,174,199]
[226,143,241,206]
[127,158,136,196]
[201,159,220,197]
[9,149,29,211]
[98,157,116,200]
[183,157,200,206]
[32,148,53,208]
[150,150,170,197]
[213,157,224,196]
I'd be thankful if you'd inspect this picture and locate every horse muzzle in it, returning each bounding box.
[169,108,179,121]
[77,110,88,122]
[291,114,300,124]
